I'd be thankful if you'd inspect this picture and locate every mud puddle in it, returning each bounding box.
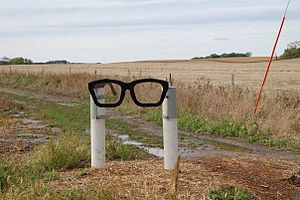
[118,134,251,158]
[108,110,300,164]
[0,113,60,156]
[21,118,48,129]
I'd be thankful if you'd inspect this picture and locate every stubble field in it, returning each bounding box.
[1,57,300,90]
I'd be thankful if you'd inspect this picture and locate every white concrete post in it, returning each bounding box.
[90,88,105,169]
[162,87,178,170]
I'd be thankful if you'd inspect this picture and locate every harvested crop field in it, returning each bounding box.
[1,57,300,90]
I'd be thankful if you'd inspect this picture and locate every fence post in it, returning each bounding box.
[162,87,178,170]
[231,74,235,94]
[90,88,105,169]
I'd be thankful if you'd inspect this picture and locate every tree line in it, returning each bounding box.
[0,57,33,65]
[192,52,252,60]
[280,41,300,60]
[0,57,70,65]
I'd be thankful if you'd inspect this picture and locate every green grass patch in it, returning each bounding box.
[205,184,254,200]
[136,108,300,153]
[143,108,162,124]
[32,131,90,171]
[107,117,163,148]
[0,92,155,196]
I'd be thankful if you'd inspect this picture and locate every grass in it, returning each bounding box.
[1,181,123,200]
[142,108,300,152]
[107,117,163,147]
[205,184,254,200]
[32,131,90,170]
[0,94,27,118]
[1,71,299,152]
[0,93,153,198]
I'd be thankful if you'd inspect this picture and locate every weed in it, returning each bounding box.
[143,108,162,124]
[32,131,90,171]
[205,184,254,200]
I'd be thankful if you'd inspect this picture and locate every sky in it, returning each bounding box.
[0,0,299,63]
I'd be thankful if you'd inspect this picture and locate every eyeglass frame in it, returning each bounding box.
[88,78,169,108]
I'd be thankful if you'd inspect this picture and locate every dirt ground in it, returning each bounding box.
[0,117,53,157]
[1,57,300,90]
[48,156,300,199]
[1,88,300,199]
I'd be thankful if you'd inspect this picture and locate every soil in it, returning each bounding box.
[0,116,54,157]
[47,157,300,199]
[1,87,300,199]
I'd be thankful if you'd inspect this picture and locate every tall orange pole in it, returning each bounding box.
[253,0,291,114]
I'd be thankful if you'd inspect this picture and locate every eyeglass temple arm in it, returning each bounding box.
[95,82,117,96]
[108,83,117,96]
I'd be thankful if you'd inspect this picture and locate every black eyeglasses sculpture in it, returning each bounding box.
[88,78,169,108]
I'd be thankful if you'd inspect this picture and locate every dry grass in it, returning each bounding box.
[39,156,300,199]
[0,67,299,142]
[0,65,299,199]
[177,79,300,138]
[1,156,298,199]
[1,57,300,90]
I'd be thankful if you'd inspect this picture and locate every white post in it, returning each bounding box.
[162,87,178,170]
[90,88,105,169]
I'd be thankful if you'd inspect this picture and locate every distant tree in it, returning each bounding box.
[280,48,300,60]
[287,41,300,49]
[10,57,33,65]
[10,57,25,64]
[191,56,204,60]
[0,56,10,65]
[280,41,300,60]
[208,53,220,58]
[245,52,252,57]
[46,60,69,64]
[192,52,252,60]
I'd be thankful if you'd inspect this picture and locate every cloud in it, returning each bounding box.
[0,0,299,62]
[214,38,230,41]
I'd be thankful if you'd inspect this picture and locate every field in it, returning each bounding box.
[0,57,300,199]
[1,57,300,90]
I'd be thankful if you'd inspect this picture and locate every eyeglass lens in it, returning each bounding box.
[93,82,122,105]
[133,82,165,104]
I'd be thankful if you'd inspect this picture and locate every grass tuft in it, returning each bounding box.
[205,184,254,200]
[32,132,90,171]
